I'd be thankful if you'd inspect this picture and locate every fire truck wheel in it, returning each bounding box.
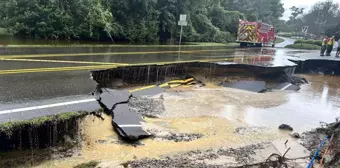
[240,42,247,48]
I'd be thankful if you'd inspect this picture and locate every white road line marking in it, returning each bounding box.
[281,83,292,91]
[0,99,96,115]
[118,125,142,128]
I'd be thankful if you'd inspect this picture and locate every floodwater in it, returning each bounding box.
[33,74,340,167]
[223,75,340,133]
[36,108,282,168]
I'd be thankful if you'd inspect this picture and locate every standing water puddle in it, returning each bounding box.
[223,75,340,133]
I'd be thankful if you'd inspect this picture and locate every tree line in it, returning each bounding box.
[283,0,340,38]
[0,0,284,43]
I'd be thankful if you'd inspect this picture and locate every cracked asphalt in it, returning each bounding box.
[0,44,320,110]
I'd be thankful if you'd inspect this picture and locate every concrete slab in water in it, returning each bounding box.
[272,82,300,91]
[112,104,150,141]
[222,81,266,93]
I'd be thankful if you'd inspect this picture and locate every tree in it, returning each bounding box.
[302,1,340,36]
[0,0,286,43]
[287,6,304,33]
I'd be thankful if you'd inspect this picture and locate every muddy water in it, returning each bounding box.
[36,115,282,168]
[34,75,340,168]
[224,75,340,133]
[35,88,289,167]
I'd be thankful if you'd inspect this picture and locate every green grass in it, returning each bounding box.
[285,43,321,50]
[275,37,285,44]
[5,42,239,48]
[74,161,100,168]
[0,112,87,136]
[294,40,322,46]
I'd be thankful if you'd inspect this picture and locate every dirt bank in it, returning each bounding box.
[301,120,340,167]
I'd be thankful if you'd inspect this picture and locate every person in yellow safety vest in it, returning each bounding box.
[326,36,335,56]
[320,38,329,56]
[336,38,340,58]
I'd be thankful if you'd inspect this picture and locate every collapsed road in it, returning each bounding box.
[90,59,308,141]
[1,48,340,167]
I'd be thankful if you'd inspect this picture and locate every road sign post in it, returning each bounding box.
[178,14,187,56]
[302,26,308,39]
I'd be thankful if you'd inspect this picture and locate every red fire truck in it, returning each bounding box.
[236,20,276,47]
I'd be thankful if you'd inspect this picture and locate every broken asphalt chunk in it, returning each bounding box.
[95,88,131,114]
[112,104,150,141]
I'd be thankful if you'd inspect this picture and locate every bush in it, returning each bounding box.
[285,43,321,50]
[294,40,322,46]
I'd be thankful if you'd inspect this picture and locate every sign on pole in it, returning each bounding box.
[302,26,308,34]
[178,14,188,26]
[178,14,187,53]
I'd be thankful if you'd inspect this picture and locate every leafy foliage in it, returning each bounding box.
[285,43,321,50]
[284,0,340,37]
[0,0,285,43]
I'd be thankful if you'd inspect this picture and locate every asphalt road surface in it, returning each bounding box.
[0,46,322,122]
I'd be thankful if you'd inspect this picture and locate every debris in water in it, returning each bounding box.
[272,82,300,91]
[290,133,301,139]
[278,124,294,131]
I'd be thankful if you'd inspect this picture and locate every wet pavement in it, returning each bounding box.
[0,46,332,120]
[275,36,295,48]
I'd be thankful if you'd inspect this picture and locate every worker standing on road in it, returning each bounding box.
[321,37,329,56]
[326,36,335,56]
[336,38,340,58]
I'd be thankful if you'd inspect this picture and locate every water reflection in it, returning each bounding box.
[223,75,340,133]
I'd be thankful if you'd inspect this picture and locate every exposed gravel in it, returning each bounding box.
[122,143,267,168]
[147,129,204,142]
[129,96,165,118]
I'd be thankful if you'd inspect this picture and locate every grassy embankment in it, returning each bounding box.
[285,39,322,50]
[0,112,87,136]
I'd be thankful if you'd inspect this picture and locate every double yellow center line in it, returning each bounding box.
[0,49,234,59]
[0,65,118,75]
[0,56,270,75]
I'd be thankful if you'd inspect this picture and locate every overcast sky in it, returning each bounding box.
[281,0,336,20]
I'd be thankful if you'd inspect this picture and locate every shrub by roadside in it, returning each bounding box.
[285,43,321,50]
[294,40,322,46]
